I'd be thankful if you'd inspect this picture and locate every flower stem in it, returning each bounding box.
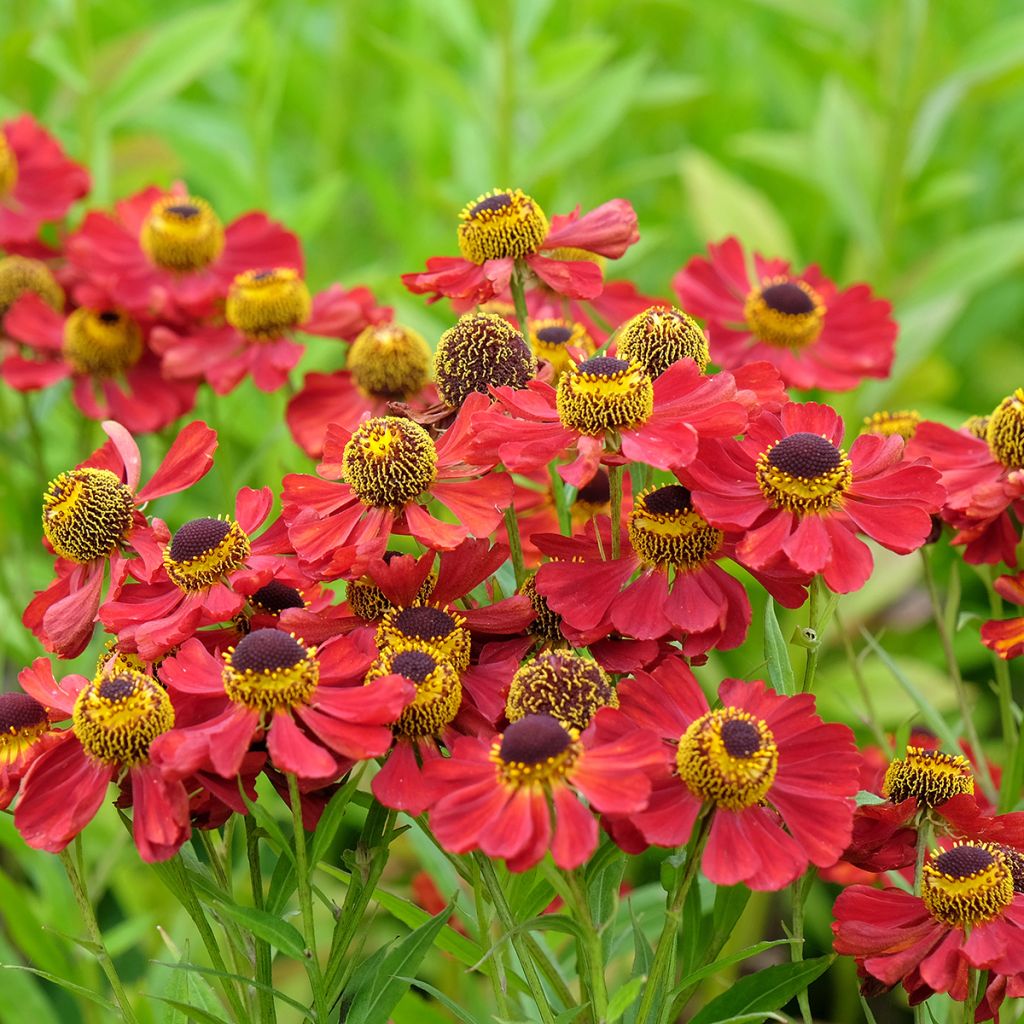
[286,773,329,1024]
[635,810,712,1024]
[59,846,140,1024]
[469,856,513,1019]
[790,868,816,1024]
[550,463,571,535]
[503,504,527,588]
[245,816,278,1024]
[510,262,531,342]
[562,868,608,1023]
[609,463,624,560]
[800,575,831,693]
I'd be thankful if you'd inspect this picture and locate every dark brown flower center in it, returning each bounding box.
[761,282,815,315]
[641,484,693,515]
[393,606,457,641]
[231,629,307,673]
[767,433,843,476]
[499,714,573,764]
[166,203,200,218]
[0,692,48,732]
[721,718,761,758]
[506,652,616,731]
[536,326,573,345]
[470,193,513,216]
[576,356,628,377]
[935,845,994,878]
[390,649,438,683]
[576,471,611,505]
[170,517,232,562]
[251,581,305,614]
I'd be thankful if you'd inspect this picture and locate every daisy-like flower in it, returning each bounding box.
[149,629,413,783]
[534,492,808,656]
[909,392,1024,566]
[402,190,638,305]
[24,420,217,658]
[151,275,388,395]
[287,321,434,458]
[3,293,196,432]
[425,710,662,871]
[0,254,65,316]
[982,571,1024,659]
[0,685,62,809]
[609,660,860,890]
[13,659,190,862]
[283,395,511,577]
[684,402,946,593]
[99,485,283,660]
[525,318,596,381]
[673,236,896,390]
[472,356,748,488]
[833,844,1024,1009]
[504,651,619,731]
[0,115,89,254]
[67,185,301,319]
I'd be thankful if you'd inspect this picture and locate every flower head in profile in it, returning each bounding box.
[402,189,639,305]
[674,236,896,390]
[0,687,62,809]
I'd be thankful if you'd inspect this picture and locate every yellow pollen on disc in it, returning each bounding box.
[744,277,825,350]
[139,195,225,272]
[964,414,990,440]
[921,843,1014,927]
[862,410,921,440]
[62,308,144,377]
[342,416,437,509]
[505,651,616,732]
[628,484,723,571]
[72,670,174,767]
[617,305,710,378]
[492,714,581,789]
[346,561,436,622]
[986,388,1024,470]
[0,693,51,766]
[376,603,471,670]
[347,323,432,400]
[556,356,654,435]
[676,708,779,811]
[222,630,319,712]
[42,467,135,563]
[364,640,461,739]
[0,131,16,198]
[528,319,595,381]
[882,746,974,808]
[519,573,563,643]
[0,255,64,316]
[163,516,251,592]
[225,268,311,340]
[755,432,852,515]
[457,188,549,264]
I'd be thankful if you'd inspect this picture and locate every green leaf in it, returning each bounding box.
[763,600,795,694]
[97,2,248,128]
[0,965,117,1012]
[607,976,646,1021]
[0,936,61,1024]
[212,902,307,960]
[398,977,485,1024]
[855,789,888,806]
[674,939,792,993]
[686,955,835,1024]
[309,766,364,867]
[149,997,232,1024]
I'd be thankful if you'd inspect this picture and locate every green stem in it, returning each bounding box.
[550,463,571,535]
[245,816,278,1024]
[20,392,47,483]
[562,869,607,1023]
[913,819,932,896]
[503,504,527,588]
[470,857,513,1019]
[287,773,329,1023]
[510,262,531,341]
[608,463,624,560]
[59,847,140,1024]
[475,854,558,1024]
[800,575,835,693]
[790,869,816,1024]
[920,550,997,804]
[635,810,712,1024]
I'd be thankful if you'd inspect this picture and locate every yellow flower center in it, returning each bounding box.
[457,188,549,264]
[347,323,433,400]
[163,516,251,592]
[519,573,563,643]
[492,714,581,789]
[921,844,1014,927]
[964,414,990,440]
[0,693,50,766]
[882,746,974,808]
[755,432,852,515]
[139,195,225,272]
[528,319,595,381]
[365,641,461,739]
[862,409,921,440]
[224,268,311,340]
[676,708,779,811]
[744,278,825,350]
[628,484,723,571]
[62,308,144,378]
[377,603,471,670]
[72,670,174,767]
[222,629,319,712]
[342,416,437,508]
[617,305,709,378]
[42,467,135,563]
[986,388,1024,470]
[506,651,616,732]
[0,255,64,316]
[0,131,16,198]
[434,311,535,408]
[556,356,654,435]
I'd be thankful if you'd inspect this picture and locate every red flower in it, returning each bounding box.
[283,394,510,577]
[0,680,63,809]
[684,402,946,593]
[149,629,412,782]
[833,845,1024,1009]
[472,357,749,489]
[24,420,217,658]
[673,236,896,390]
[0,115,89,253]
[982,571,1024,658]
[3,293,196,431]
[13,660,190,861]
[610,660,860,890]
[67,184,301,320]
[426,710,662,871]
[151,278,388,395]
[402,191,638,305]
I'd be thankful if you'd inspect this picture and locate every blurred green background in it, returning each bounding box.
[2,0,1024,1020]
